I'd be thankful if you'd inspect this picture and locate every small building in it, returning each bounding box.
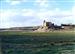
[61,24,75,30]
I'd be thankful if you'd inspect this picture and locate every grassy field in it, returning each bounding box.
[0,31,75,35]
[0,31,75,42]
[0,31,75,54]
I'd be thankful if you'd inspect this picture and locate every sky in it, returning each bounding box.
[0,0,75,28]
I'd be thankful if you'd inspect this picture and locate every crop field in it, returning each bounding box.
[0,31,75,54]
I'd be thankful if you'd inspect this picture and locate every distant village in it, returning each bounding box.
[0,20,75,32]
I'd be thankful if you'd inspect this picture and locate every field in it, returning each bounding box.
[0,31,75,54]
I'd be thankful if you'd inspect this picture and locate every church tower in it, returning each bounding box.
[43,20,46,27]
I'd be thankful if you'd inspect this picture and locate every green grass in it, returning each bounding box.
[0,31,75,36]
[0,31,75,54]
[0,31,75,43]
[0,31,75,42]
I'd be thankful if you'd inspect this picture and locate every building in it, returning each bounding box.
[43,20,54,28]
[61,24,75,30]
[36,20,75,32]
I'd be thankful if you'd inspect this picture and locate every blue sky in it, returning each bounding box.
[0,0,75,28]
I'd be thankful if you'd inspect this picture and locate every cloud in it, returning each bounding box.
[34,0,49,8]
[5,0,27,5]
[0,0,75,28]
[0,10,19,28]
[0,7,75,28]
[10,1,21,5]
[0,9,41,28]
[23,8,75,25]
[35,7,75,25]
[0,10,18,22]
[72,6,75,15]
[21,9,35,16]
